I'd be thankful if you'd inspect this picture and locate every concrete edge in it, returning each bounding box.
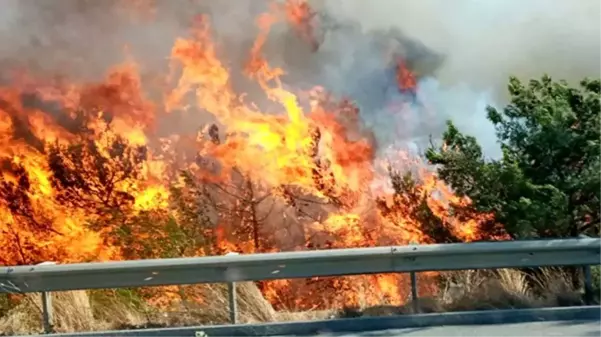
[34,306,601,337]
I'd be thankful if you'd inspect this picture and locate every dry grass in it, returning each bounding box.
[149,282,278,327]
[337,268,585,318]
[0,282,275,335]
[0,268,591,335]
[440,268,584,311]
[0,291,100,335]
[277,310,335,321]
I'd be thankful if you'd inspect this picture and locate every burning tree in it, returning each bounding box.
[0,162,55,265]
[46,130,165,259]
[377,169,460,244]
[47,133,147,221]
[193,123,280,254]
[0,0,515,312]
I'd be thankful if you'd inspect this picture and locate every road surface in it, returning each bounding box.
[277,320,601,336]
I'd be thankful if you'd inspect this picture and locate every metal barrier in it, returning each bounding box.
[1,237,599,334]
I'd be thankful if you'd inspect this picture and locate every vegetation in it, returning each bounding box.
[426,76,600,239]
[0,75,599,334]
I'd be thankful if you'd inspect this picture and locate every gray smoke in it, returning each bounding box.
[320,0,601,158]
[0,0,598,159]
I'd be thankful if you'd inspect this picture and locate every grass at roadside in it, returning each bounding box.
[0,268,598,335]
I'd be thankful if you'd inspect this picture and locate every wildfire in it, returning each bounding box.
[0,0,504,311]
[396,58,417,94]
[282,0,321,52]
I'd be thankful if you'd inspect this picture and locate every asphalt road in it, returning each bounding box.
[277,320,601,337]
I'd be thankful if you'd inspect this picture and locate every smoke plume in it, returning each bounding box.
[0,0,598,158]
[321,0,601,156]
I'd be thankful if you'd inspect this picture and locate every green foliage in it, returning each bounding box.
[426,75,600,239]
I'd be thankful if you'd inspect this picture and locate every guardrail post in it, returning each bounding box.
[228,281,237,324]
[37,261,56,334]
[410,271,419,313]
[578,235,594,305]
[225,252,239,324]
[41,291,53,334]
[583,264,593,305]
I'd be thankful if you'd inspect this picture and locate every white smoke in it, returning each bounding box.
[320,0,600,158]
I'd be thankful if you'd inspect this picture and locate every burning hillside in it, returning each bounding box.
[0,0,505,309]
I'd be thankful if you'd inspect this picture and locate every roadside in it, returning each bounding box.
[0,267,598,335]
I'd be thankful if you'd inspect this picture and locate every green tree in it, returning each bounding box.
[426,75,600,239]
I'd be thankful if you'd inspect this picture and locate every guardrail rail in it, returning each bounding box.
[1,237,599,334]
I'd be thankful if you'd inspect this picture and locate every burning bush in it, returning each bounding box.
[0,0,505,312]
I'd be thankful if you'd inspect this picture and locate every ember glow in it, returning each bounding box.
[0,0,506,310]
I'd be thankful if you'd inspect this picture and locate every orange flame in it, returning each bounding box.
[396,58,417,94]
[0,3,506,310]
[282,0,321,52]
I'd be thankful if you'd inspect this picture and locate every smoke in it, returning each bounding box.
[319,0,601,157]
[0,0,598,159]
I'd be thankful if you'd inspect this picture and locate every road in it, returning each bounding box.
[276,320,601,336]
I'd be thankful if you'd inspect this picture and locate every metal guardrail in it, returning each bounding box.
[1,237,599,334]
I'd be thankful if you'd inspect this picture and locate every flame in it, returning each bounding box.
[396,58,417,93]
[282,0,321,52]
[0,3,507,311]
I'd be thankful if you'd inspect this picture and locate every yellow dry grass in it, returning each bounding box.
[336,268,584,317]
[0,291,100,335]
[0,282,275,335]
[150,282,277,326]
[431,268,582,312]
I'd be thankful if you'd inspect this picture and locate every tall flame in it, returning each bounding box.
[0,1,505,310]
